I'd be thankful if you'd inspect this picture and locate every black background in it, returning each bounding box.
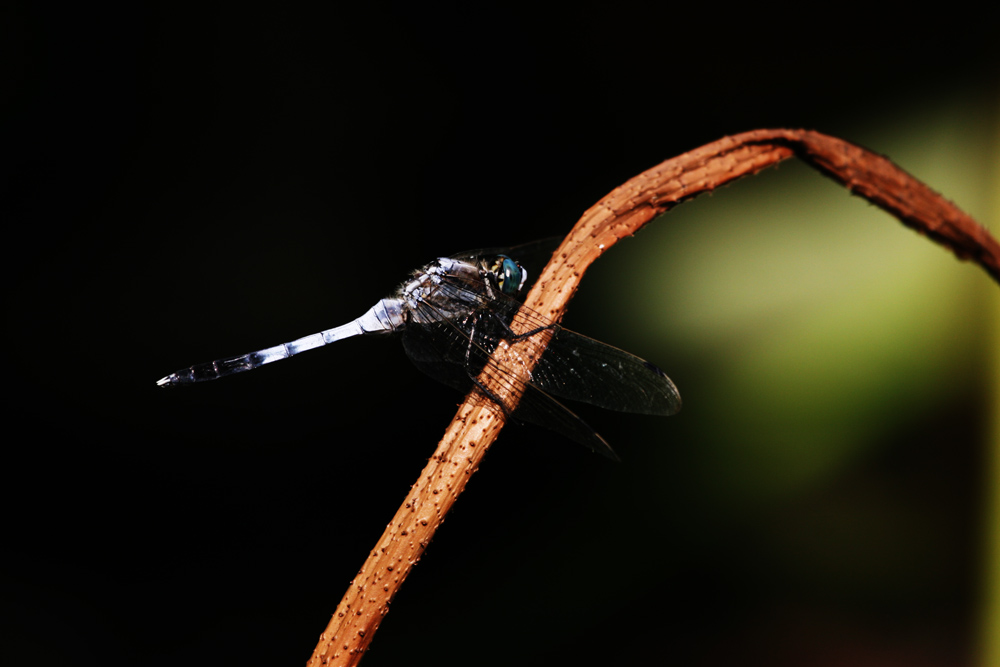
[5,3,997,666]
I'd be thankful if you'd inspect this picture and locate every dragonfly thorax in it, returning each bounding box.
[394,258,491,325]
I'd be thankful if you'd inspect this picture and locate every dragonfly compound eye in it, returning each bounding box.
[493,256,523,296]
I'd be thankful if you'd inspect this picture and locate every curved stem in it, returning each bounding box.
[306,129,998,666]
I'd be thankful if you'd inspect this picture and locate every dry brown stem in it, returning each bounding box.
[306,129,998,666]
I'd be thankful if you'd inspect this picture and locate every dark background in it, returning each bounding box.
[5,3,998,666]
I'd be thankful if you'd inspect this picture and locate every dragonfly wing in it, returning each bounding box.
[439,276,681,417]
[403,316,620,461]
[401,320,478,395]
[401,277,619,457]
[505,381,621,461]
[422,266,681,416]
[400,255,675,458]
[527,328,682,416]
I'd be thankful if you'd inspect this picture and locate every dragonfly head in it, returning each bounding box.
[488,255,528,296]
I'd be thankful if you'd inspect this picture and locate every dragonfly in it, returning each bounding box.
[157,241,681,460]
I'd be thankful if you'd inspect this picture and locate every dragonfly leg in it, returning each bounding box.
[496,318,556,343]
[463,314,480,370]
